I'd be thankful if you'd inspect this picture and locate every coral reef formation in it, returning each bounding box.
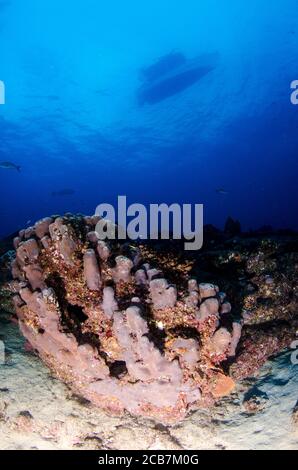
[190,228,298,380]
[2,214,298,423]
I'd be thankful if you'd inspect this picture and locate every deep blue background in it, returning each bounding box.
[0,0,298,237]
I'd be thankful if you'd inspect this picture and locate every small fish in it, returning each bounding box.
[0,161,21,172]
[216,188,229,195]
[51,189,75,197]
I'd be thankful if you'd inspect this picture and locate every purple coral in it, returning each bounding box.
[48,217,77,264]
[83,249,102,290]
[149,278,177,309]
[101,286,118,319]
[112,256,133,283]
[97,240,110,261]
[8,213,263,423]
[34,217,53,239]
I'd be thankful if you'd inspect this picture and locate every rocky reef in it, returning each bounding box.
[1,214,298,424]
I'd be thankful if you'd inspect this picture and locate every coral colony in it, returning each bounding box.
[7,214,298,423]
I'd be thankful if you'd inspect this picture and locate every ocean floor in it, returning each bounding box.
[0,309,297,450]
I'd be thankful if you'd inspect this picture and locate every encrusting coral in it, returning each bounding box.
[4,214,297,423]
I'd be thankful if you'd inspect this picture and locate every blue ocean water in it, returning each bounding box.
[0,0,298,238]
